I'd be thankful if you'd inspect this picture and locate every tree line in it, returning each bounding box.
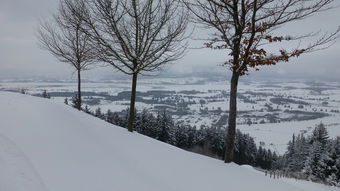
[282,123,340,186]
[37,0,339,163]
[79,104,279,170]
[36,88,339,186]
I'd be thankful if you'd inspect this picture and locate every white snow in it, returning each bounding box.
[0,91,339,191]
[238,115,340,154]
[0,135,48,191]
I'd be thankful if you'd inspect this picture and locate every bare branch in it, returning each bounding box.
[182,0,339,75]
[37,0,95,71]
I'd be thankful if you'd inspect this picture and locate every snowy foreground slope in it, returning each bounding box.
[0,91,338,191]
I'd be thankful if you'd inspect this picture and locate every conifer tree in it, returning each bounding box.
[311,123,329,147]
[42,90,51,99]
[84,105,91,114]
[304,141,324,179]
[320,137,340,185]
[157,110,172,143]
[64,97,68,105]
[95,107,102,118]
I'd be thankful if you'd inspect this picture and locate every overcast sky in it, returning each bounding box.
[0,0,339,81]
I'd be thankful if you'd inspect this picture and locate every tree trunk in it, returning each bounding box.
[127,73,138,132]
[77,69,81,110]
[224,71,239,163]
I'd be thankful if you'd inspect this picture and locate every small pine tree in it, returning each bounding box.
[41,90,50,99]
[84,105,91,114]
[71,94,81,109]
[319,146,337,181]
[106,109,113,123]
[301,123,330,180]
[95,107,103,118]
[311,123,329,147]
[120,108,130,129]
[286,134,296,171]
[112,112,125,127]
[64,98,68,105]
[288,134,310,172]
[320,137,340,185]
[326,173,339,187]
[303,141,324,179]
[157,110,172,143]
[135,109,153,136]
[173,125,189,148]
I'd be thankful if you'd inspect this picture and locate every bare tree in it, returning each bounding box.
[74,0,188,132]
[37,0,94,110]
[183,0,340,163]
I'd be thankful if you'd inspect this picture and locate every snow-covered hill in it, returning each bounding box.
[0,91,338,191]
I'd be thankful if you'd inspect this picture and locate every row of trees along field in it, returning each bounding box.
[37,0,339,163]
[282,123,340,186]
[83,106,280,170]
[59,95,340,185]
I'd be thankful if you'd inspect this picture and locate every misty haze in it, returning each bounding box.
[1,0,340,191]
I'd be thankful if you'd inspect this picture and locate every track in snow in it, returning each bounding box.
[0,134,48,191]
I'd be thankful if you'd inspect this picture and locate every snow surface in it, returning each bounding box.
[238,116,340,154]
[0,91,339,191]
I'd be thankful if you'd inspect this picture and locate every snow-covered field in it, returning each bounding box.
[1,78,340,155]
[238,115,340,154]
[0,91,339,191]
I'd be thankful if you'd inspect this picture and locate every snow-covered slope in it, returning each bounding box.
[0,91,338,191]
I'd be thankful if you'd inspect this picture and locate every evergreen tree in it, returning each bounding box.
[173,125,189,148]
[186,127,197,148]
[120,108,130,129]
[135,109,155,136]
[110,111,126,127]
[282,125,340,183]
[106,109,113,123]
[83,107,279,169]
[326,174,339,187]
[235,130,257,165]
[302,123,330,179]
[320,137,340,185]
[288,134,310,172]
[72,93,81,109]
[286,134,296,170]
[157,110,172,143]
[95,107,103,119]
[83,105,91,114]
[41,90,51,99]
[310,123,329,147]
[304,141,324,179]
[209,128,225,157]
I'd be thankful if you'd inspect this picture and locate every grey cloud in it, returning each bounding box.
[0,0,339,81]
